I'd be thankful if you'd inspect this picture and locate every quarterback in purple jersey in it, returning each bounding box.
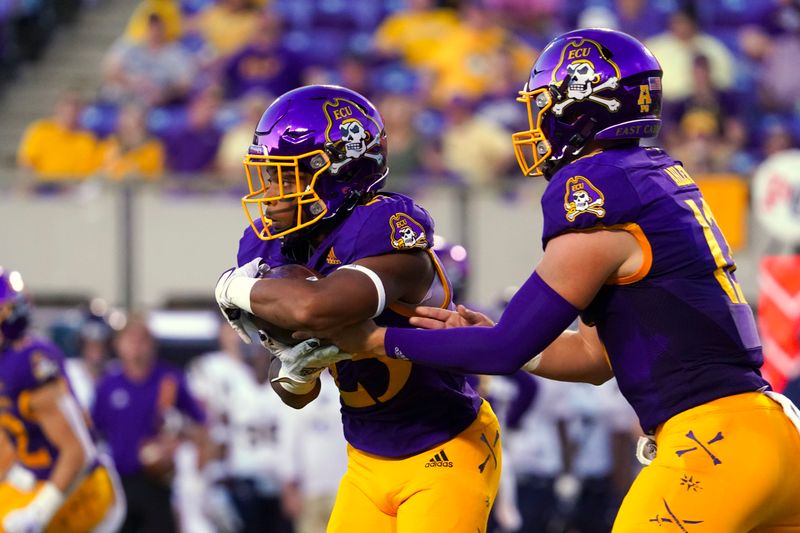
[0,268,124,533]
[310,30,800,531]
[214,85,502,532]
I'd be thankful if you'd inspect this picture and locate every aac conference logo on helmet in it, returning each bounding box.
[322,98,384,174]
[551,39,622,116]
[564,176,605,221]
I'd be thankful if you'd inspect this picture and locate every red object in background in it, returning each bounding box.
[758,256,800,392]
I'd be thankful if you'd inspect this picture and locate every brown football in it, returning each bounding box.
[247,264,320,346]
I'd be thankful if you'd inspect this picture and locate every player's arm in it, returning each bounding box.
[29,379,95,492]
[0,430,15,479]
[2,379,96,532]
[246,251,434,332]
[533,319,614,385]
[325,228,641,376]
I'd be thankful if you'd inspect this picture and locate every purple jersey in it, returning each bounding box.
[92,361,206,476]
[542,146,768,432]
[0,337,71,480]
[238,192,482,457]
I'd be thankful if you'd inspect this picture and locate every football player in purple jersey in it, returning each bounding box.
[213,85,502,532]
[307,29,800,531]
[0,268,124,533]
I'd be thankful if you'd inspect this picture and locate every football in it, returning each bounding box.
[247,263,320,346]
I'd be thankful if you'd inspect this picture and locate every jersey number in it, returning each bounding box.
[331,355,412,408]
[685,198,746,304]
[0,412,52,469]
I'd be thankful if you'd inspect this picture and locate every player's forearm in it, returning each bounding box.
[532,331,614,385]
[384,272,580,374]
[48,441,85,492]
[250,279,370,332]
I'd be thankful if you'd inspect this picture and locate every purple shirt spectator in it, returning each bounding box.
[93,360,206,476]
[160,89,223,173]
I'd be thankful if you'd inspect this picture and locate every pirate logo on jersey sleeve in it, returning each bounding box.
[389,213,428,250]
[564,176,606,221]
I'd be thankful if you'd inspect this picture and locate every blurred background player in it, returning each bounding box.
[280,371,348,533]
[0,267,124,533]
[92,314,207,533]
[214,84,502,532]
[186,322,296,533]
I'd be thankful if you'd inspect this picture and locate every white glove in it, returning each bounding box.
[263,333,351,394]
[3,482,64,533]
[214,258,268,344]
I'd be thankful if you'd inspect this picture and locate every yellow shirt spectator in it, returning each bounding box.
[425,27,533,107]
[194,0,260,57]
[100,138,165,181]
[374,7,460,67]
[125,0,183,42]
[18,120,101,181]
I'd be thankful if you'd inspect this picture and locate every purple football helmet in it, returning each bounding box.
[242,85,388,240]
[0,268,30,346]
[512,28,662,177]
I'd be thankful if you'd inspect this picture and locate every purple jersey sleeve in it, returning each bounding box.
[541,158,642,248]
[337,194,435,263]
[16,340,65,392]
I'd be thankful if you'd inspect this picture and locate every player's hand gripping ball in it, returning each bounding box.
[247,264,320,346]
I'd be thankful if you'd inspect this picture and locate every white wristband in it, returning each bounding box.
[31,482,65,523]
[5,463,36,492]
[227,277,259,313]
[522,353,543,373]
[338,264,386,318]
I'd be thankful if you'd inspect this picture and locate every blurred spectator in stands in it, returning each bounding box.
[739,25,800,114]
[217,93,270,185]
[664,55,737,129]
[762,119,796,158]
[376,92,424,178]
[162,87,224,175]
[103,12,196,107]
[614,0,666,39]
[65,314,113,412]
[668,109,728,175]
[124,0,183,43]
[223,11,300,100]
[645,7,734,101]
[192,0,261,59]
[423,1,535,107]
[441,97,515,185]
[407,138,463,188]
[17,90,101,181]
[334,53,373,100]
[99,104,165,181]
[92,315,207,533]
[481,0,559,38]
[475,49,530,133]
[373,0,459,67]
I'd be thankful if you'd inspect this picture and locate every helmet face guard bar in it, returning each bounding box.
[512,87,554,177]
[242,148,331,240]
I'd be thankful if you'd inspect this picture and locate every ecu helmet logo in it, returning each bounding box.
[551,39,622,116]
[322,98,384,174]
